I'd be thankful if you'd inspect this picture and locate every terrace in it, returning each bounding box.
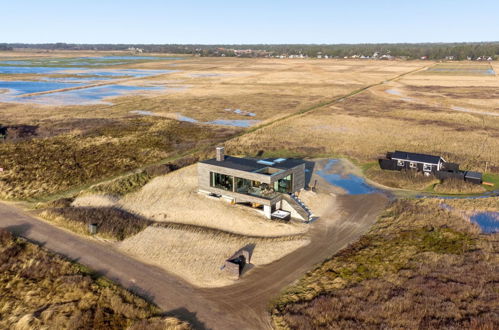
[198,147,308,219]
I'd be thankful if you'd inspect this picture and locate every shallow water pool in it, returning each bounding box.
[470,212,499,234]
[207,119,260,127]
[316,159,378,195]
[7,84,163,105]
[0,80,85,95]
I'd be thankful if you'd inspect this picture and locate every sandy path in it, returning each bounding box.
[0,193,387,329]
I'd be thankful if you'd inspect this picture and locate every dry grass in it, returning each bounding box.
[227,89,499,171]
[227,69,499,193]
[117,226,309,288]
[0,117,232,200]
[433,178,487,194]
[271,199,498,329]
[0,54,426,201]
[39,206,153,241]
[364,165,438,190]
[443,196,499,213]
[115,165,308,237]
[0,229,190,330]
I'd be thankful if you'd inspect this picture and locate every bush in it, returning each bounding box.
[42,207,154,240]
[271,200,497,329]
[0,228,190,329]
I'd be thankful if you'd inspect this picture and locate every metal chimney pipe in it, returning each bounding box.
[216,146,225,161]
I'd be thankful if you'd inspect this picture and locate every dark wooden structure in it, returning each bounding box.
[379,150,483,184]
[223,248,251,279]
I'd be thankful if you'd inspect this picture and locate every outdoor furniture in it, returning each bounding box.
[271,210,291,221]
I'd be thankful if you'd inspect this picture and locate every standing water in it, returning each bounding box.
[470,212,499,234]
[316,159,378,195]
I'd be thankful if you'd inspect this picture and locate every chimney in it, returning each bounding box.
[216,146,225,162]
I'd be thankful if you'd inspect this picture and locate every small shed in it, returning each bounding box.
[88,223,98,235]
[464,171,483,184]
[222,248,251,279]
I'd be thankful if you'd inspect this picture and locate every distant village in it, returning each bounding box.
[194,48,496,61]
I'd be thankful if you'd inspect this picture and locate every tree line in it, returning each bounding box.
[3,42,499,60]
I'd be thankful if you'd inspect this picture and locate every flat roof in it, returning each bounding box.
[200,156,305,173]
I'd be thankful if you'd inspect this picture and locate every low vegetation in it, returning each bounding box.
[0,229,189,329]
[433,178,487,194]
[444,196,499,212]
[227,76,499,193]
[0,117,231,200]
[39,206,153,241]
[271,199,498,329]
[364,165,488,194]
[87,156,198,197]
[364,165,438,190]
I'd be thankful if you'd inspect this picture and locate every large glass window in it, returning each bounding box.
[210,172,233,191]
[236,177,252,194]
[235,177,278,199]
[274,174,293,193]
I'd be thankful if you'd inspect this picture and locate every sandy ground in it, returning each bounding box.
[73,160,342,288]
[117,226,310,287]
[115,165,308,237]
[72,194,119,207]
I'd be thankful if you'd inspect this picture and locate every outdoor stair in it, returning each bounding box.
[286,193,314,222]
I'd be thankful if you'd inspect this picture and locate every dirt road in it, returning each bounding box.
[0,193,388,329]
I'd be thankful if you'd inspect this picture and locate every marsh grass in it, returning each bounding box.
[227,87,499,194]
[364,166,438,190]
[39,206,153,241]
[433,178,487,194]
[270,199,497,329]
[0,229,190,329]
[0,117,230,200]
[86,155,199,197]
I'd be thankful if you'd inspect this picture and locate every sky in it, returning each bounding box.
[2,0,499,44]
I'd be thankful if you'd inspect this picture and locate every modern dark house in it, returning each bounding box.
[379,150,483,184]
[198,147,313,221]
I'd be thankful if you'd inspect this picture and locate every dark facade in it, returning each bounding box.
[380,151,445,173]
[379,150,483,185]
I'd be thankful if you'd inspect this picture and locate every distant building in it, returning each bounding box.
[378,150,483,184]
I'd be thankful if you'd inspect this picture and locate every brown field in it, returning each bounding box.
[271,199,498,329]
[226,61,499,192]
[0,51,429,201]
[0,228,189,330]
[2,52,498,327]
